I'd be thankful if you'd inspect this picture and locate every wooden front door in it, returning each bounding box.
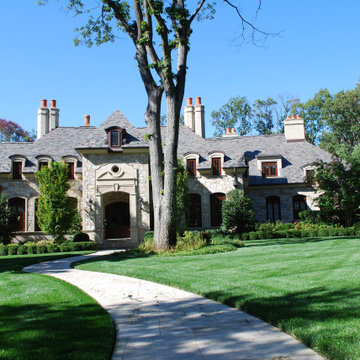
[105,201,130,238]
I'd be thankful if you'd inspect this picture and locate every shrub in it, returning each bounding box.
[7,244,19,255]
[221,190,255,234]
[17,245,26,255]
[24,242,37,254]
[0,244,8,256]
[73,232,90,242]
[299,210,321,224]
[59,242,72,252]
[249,231,259,240]
[36,244,47,254]
[81,241,97,251]
[300,229,311,238]
[46,243,59,253]
[144,231,154,241]
[176,231,207,251]
[241,233,249,241]
[318,228,329,237]
[0,193,17,245]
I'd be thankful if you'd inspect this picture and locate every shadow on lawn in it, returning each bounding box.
[204,286,360,359]
[0,303,114,360]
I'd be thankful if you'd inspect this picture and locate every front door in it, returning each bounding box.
[105,201,130,238]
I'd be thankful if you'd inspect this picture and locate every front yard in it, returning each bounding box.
[75,236,360,360]
[0,253,114,360]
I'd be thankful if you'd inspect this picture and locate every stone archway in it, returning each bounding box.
[102,192,130,239]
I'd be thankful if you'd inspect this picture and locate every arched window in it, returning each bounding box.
[9,198,25,231]
[186,194,202,227]
[210,193,225,227]
[293,195,307,220]
[266,196,281,222]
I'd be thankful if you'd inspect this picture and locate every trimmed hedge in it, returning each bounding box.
[241,222,358,240]
[0,241,97,256]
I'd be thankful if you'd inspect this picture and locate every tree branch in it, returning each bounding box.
[189,0,206,24]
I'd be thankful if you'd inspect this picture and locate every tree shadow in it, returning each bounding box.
[0,303,114,360]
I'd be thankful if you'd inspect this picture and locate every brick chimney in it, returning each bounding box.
[49,99,59,131]
[84,114,90,126]
[284,115,305,142]
[37,99,49,139]
[223,127,237,137]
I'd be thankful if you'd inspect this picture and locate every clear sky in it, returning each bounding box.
[0,1,359,138]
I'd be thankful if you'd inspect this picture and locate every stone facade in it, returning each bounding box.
[0,99,332,246]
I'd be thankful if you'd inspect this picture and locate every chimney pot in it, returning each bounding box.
[84,114,90,126]
[287,115,291,119]
[231,127,236,134]
[186,97,193,106]
[50,99,57,108]
[296,115,301,119]
[226,128,231,134]
[41,99,47,108]
[292,115,296,119]
[195,97,201,106]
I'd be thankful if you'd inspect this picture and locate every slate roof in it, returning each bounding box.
[0,110,332,185]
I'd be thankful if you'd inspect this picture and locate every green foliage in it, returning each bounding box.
[36,162,81,243]
[320,82,360,160]
[176,231,208,251]
[176,158,189,233]
[298,210,321,224]
[253,97,277,135]
[315,157,360,226]
[221,189,255,234]
[24,242,37,254]
[7,244,19,255]
[17,245,26,255]
[0,193,16,244]
[0,243,8,256]
[293,89,331,145]
[210,96,252,136]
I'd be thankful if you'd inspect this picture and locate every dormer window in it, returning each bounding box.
[106,126,125,151]
[39,162,48,170]
[262,162,278,177]
[13,161,23,180]
[10,155,26,180]
[187,159,196,176]
[257,155,282,178]
[212,157,221,176]
[36,156,52,171]
[62,156,77,180]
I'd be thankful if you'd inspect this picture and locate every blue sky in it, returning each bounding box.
[0,1,359,138]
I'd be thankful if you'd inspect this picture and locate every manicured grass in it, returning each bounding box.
[75,236,360,360]
[0,253,114,360]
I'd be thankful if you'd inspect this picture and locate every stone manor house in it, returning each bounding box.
[0,97,331,247]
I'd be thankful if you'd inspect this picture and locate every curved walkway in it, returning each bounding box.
[24,251,324,360]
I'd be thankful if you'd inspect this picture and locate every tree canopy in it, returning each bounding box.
[40,0,272,250]
[0,118,34,142]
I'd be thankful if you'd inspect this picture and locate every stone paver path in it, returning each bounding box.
[24,251,324,360]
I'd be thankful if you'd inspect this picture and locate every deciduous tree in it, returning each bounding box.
[253,97,277,134]
[40,0,272,249]
[0,119,35,142]
[36,162,80,243]
[0,193,16,245]
[210,96,252,136]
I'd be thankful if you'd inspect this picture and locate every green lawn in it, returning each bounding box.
[75,236,360,360]
[0,253,114,360]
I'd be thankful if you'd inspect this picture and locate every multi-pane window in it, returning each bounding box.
[66,162,75,180]
[9,198,25,231]
[12,162,22,180]
[293,195,307,220]
[210,193,225,226]
[266,196,281,222]
[305,169,315,185]
[212,157,221,176]
[187,159,196,176]
[262,162,277,177]
[186,194,202,227]
[110,130,121,147]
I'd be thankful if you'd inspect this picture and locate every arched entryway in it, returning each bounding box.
[103,192,130,239]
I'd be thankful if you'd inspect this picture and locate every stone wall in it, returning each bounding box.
[245,185,319,223]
